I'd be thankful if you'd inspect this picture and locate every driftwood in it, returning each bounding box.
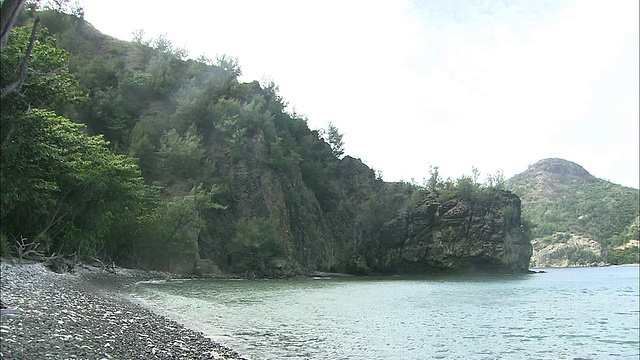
[44,253,77,273]
[92,257,117,274]
[14,235,44,263]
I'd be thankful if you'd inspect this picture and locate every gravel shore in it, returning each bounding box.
[0,261,247,359]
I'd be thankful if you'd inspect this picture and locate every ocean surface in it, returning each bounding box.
[130,266,639,360]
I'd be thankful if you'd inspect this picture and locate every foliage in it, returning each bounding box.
[428,166,508,203]
[268,136,301,174]
[0,109,147,258]
[521,217,536,243]
[360,181,422,235]
[425,165,442,191]
[541,232,572,244]
[508,169,639,251]
[322,122,344,158]
[132,184,225,270]
[501,205,519,228]
[564,246,602,265]
[1,23,82,116]
[225,217,284,274]
[128,112,165,179]
[485,170,506,190]
[41,0,85,18]
[0,232,12,258]
[506,159,639,265]
[608,247,639,265]
[157,124,205,180]
[297,130,342,211]
[1,10,156,265]
[357,166,517,237]
[608,219,639,248]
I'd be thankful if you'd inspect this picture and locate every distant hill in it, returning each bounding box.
[506,158,639,266]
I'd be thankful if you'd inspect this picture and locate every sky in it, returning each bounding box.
[80,0,639,188]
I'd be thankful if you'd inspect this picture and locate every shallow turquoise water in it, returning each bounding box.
[131,266,639,359]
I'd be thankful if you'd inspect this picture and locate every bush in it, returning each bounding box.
[565,246,601,265]
[0,233,12,258]
[225,217,284,274]
[609,248,639,265]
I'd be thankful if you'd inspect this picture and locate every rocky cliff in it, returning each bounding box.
[198,126,532,276]
[347,190,532,275]
[197,127,532,276]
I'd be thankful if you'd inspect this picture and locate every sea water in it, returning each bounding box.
[131,266,639,359]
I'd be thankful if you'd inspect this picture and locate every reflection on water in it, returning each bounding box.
[132,266,640,360]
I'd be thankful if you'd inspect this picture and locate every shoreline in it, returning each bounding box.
[0,261,248,359]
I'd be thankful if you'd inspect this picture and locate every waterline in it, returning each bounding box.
[131,266,639,359]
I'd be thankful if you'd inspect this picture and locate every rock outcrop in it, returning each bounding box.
[347,190,532,274]
[530,234,604,268]
[199,132,533,276]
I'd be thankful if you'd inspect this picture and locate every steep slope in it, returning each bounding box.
[507,158,639,266]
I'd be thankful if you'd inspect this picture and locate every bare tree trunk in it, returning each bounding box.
[0,0,25,51]
[1,122,15,149]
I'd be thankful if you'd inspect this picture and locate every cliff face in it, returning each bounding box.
[200,130,340,275]
[204,128,530,275]
[198,129,532,276]
[347,190,532,275]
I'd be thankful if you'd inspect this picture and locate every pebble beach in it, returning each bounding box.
[0,261,247,359]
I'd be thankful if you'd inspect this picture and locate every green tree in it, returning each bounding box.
[129,112,165,179]
[0,109,147,257]
[485,170,506,190]
[324,122,344,158]
[157,124,205,179]
[268,136,302,174]
[133,184,225,270]
[425,165,442,191]
[225,217,283,274]
[1,22,82,147]
[0,17,153,262]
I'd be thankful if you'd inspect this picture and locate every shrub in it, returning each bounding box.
[609,248,639,265]
[225,217,284,274]
[0,233,12,258]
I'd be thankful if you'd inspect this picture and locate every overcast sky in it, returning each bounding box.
[81,0,639,188]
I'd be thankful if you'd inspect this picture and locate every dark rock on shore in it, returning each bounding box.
[0,261,247,359]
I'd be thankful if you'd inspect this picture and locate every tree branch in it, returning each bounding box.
[32,187,73,244]
[0,16,40,100]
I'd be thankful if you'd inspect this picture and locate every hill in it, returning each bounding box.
[0,8,532,276]
[506,158,639,266]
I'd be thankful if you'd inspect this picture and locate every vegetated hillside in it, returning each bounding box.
[506,158,639,266]
[0,8,532,276]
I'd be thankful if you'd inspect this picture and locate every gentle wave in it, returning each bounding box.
[133,266,640,360]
